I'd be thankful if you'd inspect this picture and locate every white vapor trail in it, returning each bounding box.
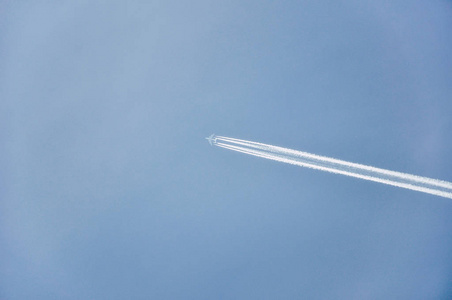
[212,135,452,199]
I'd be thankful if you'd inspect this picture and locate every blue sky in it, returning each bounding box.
[2,1,452,299]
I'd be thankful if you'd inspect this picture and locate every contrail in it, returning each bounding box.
[207,135,452,199]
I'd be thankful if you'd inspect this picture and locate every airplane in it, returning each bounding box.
[205,134,217,145]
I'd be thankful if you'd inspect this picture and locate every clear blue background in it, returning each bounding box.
[2,1,452,299]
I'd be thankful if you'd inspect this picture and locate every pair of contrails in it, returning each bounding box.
[206,134,452,199]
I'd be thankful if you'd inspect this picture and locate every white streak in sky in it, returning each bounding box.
[211,135,452,199]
